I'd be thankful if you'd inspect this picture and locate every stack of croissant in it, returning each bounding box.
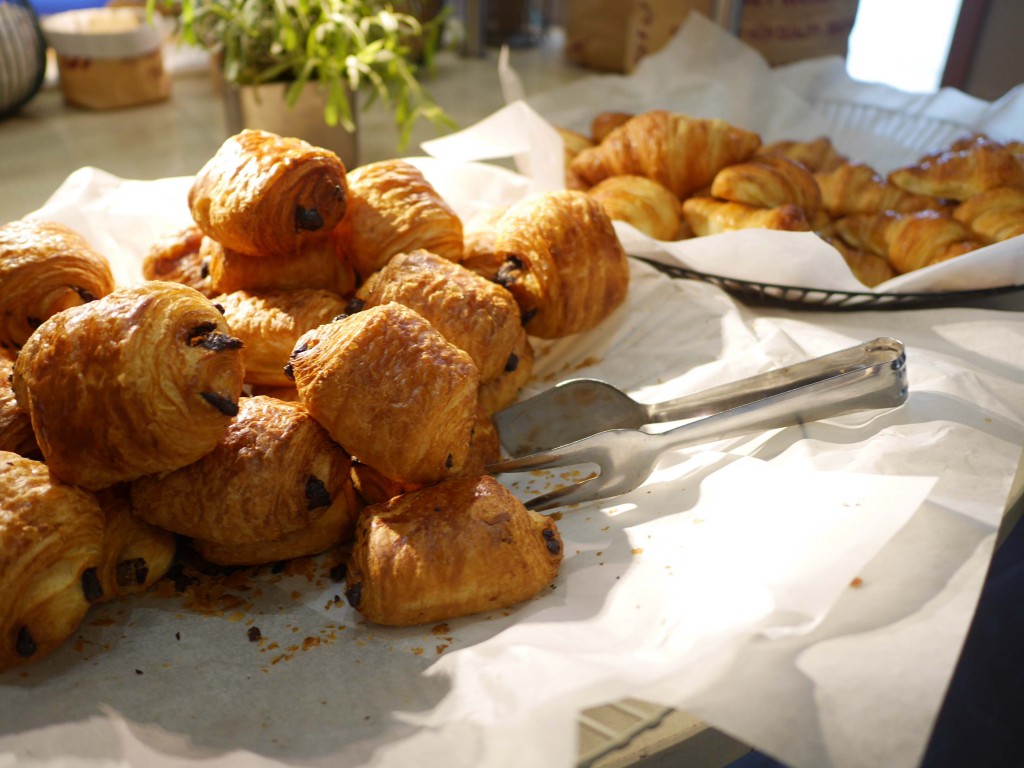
[557,109,1024,287]
[0,128,632,671]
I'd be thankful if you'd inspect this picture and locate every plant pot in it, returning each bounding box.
[223,80,359,169]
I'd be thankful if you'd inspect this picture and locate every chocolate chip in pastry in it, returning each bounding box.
[0,218,115,350]
[477,329,534,416]
[130,396,357,557]
[12,281,245,490]
[345,475,563,626]
[94,485,176,600]
[1,451,106,671]
[287,302,480,486]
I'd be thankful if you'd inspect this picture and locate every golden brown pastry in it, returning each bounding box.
[350,460,423,507]
[287,302,480,486]
[569,110,762,199]
[815,162,946,217]
[141,225,214,298]
[888,136,1024,201]
[12,281,244,491]
[94,485,176,600]
[214,288,348,387]
[0,352,38,458]
[478,328,534,415]
[492,190,630,339]
[590,111,633,143]
[188,129,349,257]
[681,197,812,237]
[203,234,356,296]
[460,206,509,280]
[821,235,896,288]
[711,156,825,224]
[332,159,463,280]
[344,475,563,626]
[953,186,1024,244]
[1,451,106,672]
[355,250,522,382]
[130,396,357,556]
[835,210,982,273]
[0,218,115,351]
[755,136,846,173]
[586,175,682,241]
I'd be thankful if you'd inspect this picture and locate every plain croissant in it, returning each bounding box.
[681,197,811,237]
[953,186,1024,244]
[835,210,982,273]
[888,136,1024,201]
[569,110,762,199]
[815,162,945,218]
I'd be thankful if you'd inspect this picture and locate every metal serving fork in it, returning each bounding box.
[488,338,908,512]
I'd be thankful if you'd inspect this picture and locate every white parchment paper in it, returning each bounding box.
[3,18,1024,768]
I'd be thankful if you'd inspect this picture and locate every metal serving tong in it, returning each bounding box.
[488,337,908,512]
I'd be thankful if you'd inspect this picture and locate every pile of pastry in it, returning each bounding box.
[0,128,631,672]
[558,110,1024,287]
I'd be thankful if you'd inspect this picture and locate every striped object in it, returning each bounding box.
[0,0,46,118]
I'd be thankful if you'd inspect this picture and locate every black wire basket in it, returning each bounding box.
[0,0,47,119]
[637,257,1024,312]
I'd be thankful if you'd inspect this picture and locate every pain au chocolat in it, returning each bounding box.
[12,281,244,490]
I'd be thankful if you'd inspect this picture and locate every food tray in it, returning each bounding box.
[637,257,1024,311]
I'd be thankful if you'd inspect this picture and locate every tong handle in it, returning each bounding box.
[648,337,906,424]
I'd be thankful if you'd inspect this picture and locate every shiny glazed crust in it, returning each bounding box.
[355,250,522,382]
[141,225,214,297]
[12,281,245,490]
[130,396,356,548]
[815,162,946,217]
[288,302,480,485]
[188,129,349,257]
[345,475,563,626]
[711,155,824,216]
[94,486,176,600]
[214,288,349,387]
[0,218,115,350]
[333,159,464,279]
[0,354,38,457]
[587,174,682,241]
[835,210,982,273]
[493,190,630,339]
[203,234,356,296]
[0,452,106,672]
[681,197,812,237]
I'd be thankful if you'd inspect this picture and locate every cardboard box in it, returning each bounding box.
[565,0,858,73]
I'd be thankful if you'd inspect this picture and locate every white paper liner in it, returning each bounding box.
[4,154,1024,768]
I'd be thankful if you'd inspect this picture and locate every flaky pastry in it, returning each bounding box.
[12,281,244,490]
[587,175,682,241]
[953,186,1024,244]
[203,234,356,296]
[345,475,563,626]
[141,225,214,298]
[682,197,811,237]
[835,210,982,273]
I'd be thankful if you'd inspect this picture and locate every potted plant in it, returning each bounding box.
[154,0,452,165]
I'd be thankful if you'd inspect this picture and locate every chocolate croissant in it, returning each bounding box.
[569,110,762,199]
[681,197,811,237]
[478,329,534,416]
[492,190,630,339]
[1,451,106,672]
[0,352,38,458]
[834,210,982,273]
[130,396,357,560]
[815,162,945,217]
[287,302,479,486]
[953,186,1024,244]
[888,136,1024,201]
[355,250,522,382]
[12,281,245,491]
[0,218,115,350]
[203,234,356,296]
[214,288,348,387]
[333,159,464,280]
[141,225,214,298]
[586,175,682,241]
[94,485,176,600]
[344,475,563,626]
[188,129,349,257]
